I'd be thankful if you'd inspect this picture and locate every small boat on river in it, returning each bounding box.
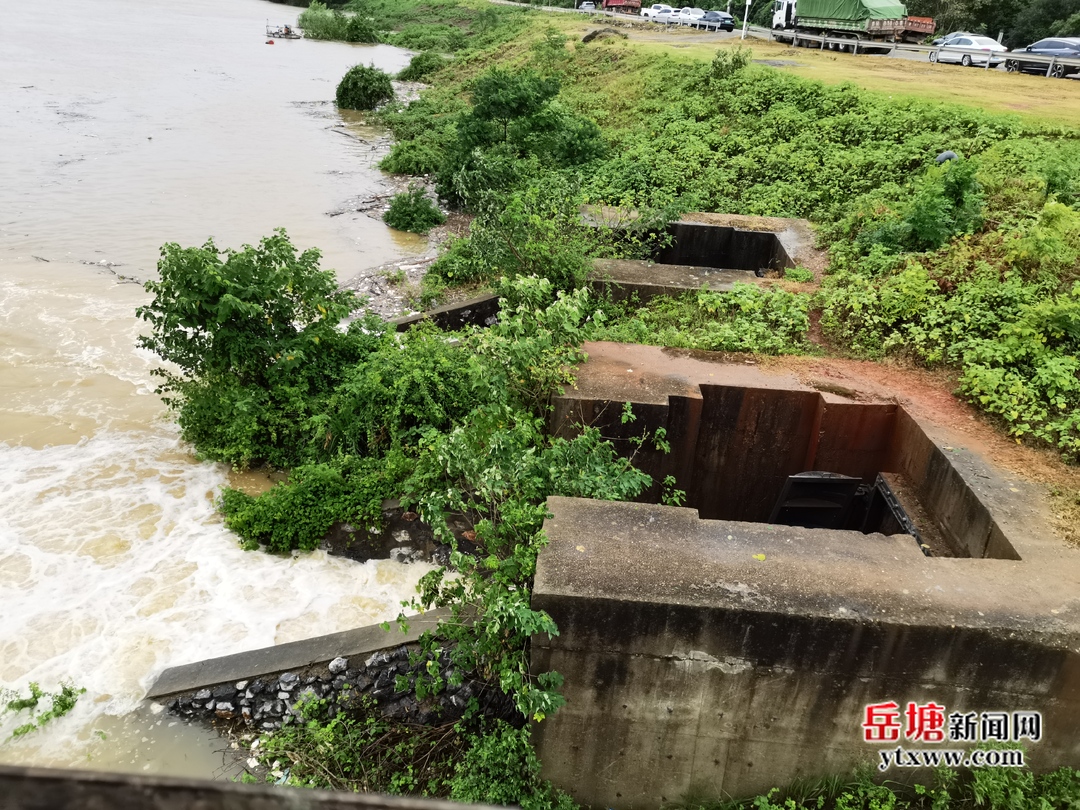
[266,24,301,39]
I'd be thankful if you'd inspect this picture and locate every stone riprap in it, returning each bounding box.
[165,645,515,731]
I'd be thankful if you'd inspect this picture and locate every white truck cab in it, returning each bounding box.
[773,0,795,28]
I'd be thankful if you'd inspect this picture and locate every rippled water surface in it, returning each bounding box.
[0,0,430,776]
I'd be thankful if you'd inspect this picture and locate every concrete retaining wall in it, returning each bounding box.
[654,223,792,273]
[0,765,499,810]
[535,343,1080,806]
[532,497,1080,808]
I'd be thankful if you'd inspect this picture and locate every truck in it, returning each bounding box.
[771,0,935,53]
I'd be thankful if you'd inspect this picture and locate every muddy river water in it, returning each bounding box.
[0,0,432,777]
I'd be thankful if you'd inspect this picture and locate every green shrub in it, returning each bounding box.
[298,1,377,42]
[383,186,446,233]
[388,23,467,52]
[336,64,393,111]
[449,723,577,810]
[597,284,812,356]
[379,136,444,175]
[397,50,449,82]
[784,266,815,282]
[436,67,604,207]
[136,230,382,469]
[220,453,412,553]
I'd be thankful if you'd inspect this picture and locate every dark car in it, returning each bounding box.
[696,9,735,30]
[1005,37,1080,78]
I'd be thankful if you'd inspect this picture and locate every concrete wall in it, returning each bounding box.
[0,765,499,810]
[654,224,792,273]
[531,497,1080,809]
[551,343,1023,559]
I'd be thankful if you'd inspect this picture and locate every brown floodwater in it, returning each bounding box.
[0,0,432,779]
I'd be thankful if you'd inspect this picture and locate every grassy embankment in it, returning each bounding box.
[374,5,1080,464]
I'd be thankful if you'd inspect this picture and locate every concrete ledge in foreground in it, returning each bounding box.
[0,764,500,810]
[148,609,449,700]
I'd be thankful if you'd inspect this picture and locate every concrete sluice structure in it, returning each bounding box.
[122,223,1074,809]
[590,218,814,302]
[534,342,1080,808]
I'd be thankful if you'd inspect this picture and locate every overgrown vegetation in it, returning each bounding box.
[397,51,449,82]
[375,23,1080,458]
[678,762,1080,810]
[247,691,576,808]
[595,285,811,355]
[298,0,378,42]
[336,64,393,110]
[1,682,84,738]
[383,186,446,234]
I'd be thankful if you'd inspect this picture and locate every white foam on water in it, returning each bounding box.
[0,429,431,767]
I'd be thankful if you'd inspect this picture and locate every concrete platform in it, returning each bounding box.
[589,259,762,302]
[0,765,498,810]
[148,609,448,699]
[533,496,1080,807]
[535,342,1080,807]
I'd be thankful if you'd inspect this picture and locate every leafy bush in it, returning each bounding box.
[709,45,752,82]
[336,64,393,111]
[402,404,651,721]
[388,23,466,53]
[436,67,604,207]
[313,321,480,457]
[597,284,811,356]
[220,453,411,553]
[383,186,446,233]
[449,723,577,810]
[396,50,449,82]
[298,1,378,42]
[379,137,444,175]
[136,230,380,469]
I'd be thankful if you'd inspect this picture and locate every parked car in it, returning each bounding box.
[578,1,597,10]
[654,6,679,22]
[931,31,974,46]
[930,35,1008,67]
[641,3,672,18]
[696,9,735,30]
[1005,38,1080,78]
[674,6,706,24]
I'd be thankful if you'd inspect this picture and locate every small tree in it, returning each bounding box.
[136,229,375,468]
[336,64,393,110]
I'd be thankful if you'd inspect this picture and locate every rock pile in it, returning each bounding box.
[165,644,515,731]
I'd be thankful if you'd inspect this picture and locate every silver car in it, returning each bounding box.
[930,35,1008,67]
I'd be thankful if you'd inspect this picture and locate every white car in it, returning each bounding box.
[654,6,679,22]
[641,3,673,18]
[931,35,1009,67]
[674,6,706,24]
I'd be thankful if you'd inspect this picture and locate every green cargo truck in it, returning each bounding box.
[771,0,935,51]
